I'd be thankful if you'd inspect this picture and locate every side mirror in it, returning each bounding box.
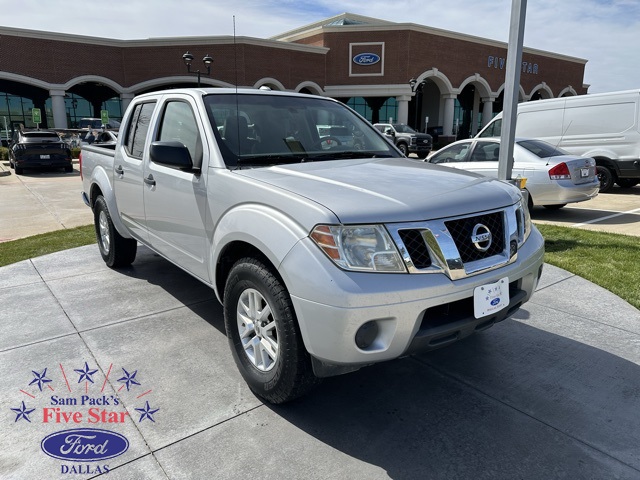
[384,128,394,136]
[149,141,193,170]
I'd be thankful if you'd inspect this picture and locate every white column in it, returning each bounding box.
[442,95,456,136]
[49,90,68,129]
[396,95,411,125]
[120,93,135,116]
[482,97,495,127]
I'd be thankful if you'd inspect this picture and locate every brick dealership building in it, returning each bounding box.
[0,13,588,141]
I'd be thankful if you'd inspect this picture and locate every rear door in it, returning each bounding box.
[113,101,157,243]
[142,95,210,282]
[461,140,501,177]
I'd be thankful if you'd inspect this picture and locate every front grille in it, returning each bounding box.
[398,229,431,268]
[445,212,504,263]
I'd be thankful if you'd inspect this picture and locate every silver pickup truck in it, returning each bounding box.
[81,88,544,403]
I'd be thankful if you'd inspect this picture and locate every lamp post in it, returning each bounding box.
[71,98,77,128]
[409,77,426,132]
[182,52,213,87]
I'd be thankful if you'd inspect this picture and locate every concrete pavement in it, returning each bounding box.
[0,161,92,242]
[1,244,640,479]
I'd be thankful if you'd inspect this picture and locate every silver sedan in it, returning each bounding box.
[427,138,599,209]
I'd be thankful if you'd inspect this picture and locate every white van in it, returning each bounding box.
[477,89,640,192]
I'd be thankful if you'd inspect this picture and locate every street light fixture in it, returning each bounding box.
[182,51,213,87]
[409,77,426,132]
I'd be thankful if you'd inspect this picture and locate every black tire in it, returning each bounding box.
[64,165,73,173]
[417,152,428,160]
[526,190,534,211]
[596,165,615,193]
[543,204,567,210]
[224,257,318,404]
[616,178,639,188]
[93,196,137,268]
[397,142,409,156]
[15,166,23,175]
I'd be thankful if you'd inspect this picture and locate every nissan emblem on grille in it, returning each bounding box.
[471,224,492,252]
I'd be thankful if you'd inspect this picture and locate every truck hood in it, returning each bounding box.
[234,158,521,224]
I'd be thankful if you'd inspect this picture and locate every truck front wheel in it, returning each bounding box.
[397,143,408,156]
[224,257,318,403]
[94,196,137,268]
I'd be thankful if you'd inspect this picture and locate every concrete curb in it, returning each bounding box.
[0,160,11,177]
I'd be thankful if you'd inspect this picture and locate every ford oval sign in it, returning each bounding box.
[353,53,381,66]
[490,298,501,306]
[41,428,129,462]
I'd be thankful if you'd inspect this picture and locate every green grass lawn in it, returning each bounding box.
[0,222,638,310]
[535,224,640,310]
[0,225,96,268]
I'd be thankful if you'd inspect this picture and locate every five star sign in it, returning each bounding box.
[117,368,141,391]
[74,362,99,384]
[29,368,52,391]
[135,401,159,423]
[11,401,35,423]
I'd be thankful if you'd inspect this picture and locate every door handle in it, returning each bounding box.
[144,174,156,186]
[115,165,124,175]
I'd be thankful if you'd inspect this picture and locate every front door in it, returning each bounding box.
[143,98,210,282]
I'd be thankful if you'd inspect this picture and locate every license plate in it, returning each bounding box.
[40,154,50,159]
[473,277,509,319]
[581,168,589,178]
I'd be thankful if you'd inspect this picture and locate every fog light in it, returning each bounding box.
[355,321,379,349]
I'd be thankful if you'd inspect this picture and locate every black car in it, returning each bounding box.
[9,130,73,174]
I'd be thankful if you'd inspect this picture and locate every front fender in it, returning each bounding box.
[89,165,133,239]
[210,203,312,300]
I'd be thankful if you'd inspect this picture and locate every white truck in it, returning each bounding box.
[81,88,544,403]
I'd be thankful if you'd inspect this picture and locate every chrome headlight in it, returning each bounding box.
[310,224,407,272]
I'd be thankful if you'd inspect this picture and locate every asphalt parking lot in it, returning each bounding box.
[1,161,639,479]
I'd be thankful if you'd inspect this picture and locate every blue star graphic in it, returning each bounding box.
[74,362,99,384]
[11,401,36,423]
[135,401,159,423]
[29,368,52,391]
[117,368,141,391]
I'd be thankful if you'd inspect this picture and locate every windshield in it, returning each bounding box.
[22,132,61,142]
[204,93,399,167]
[392,124,417,134]
[517,139,568,158]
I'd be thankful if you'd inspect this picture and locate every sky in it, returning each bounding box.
[1,0,638,94]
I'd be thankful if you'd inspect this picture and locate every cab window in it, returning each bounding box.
[156,101,203,168]
[124,102,156,159]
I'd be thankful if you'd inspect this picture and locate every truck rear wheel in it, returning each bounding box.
[94,196,137,268]
[224,257,318,404]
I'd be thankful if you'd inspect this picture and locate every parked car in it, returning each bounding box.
[8,129,73,175]
[81,88,544,403]
[427,138,599,209]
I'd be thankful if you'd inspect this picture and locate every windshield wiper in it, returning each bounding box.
[235,154,307,166]
[305,151,395,161]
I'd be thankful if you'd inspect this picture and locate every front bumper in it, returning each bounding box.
[279,227,544,373]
